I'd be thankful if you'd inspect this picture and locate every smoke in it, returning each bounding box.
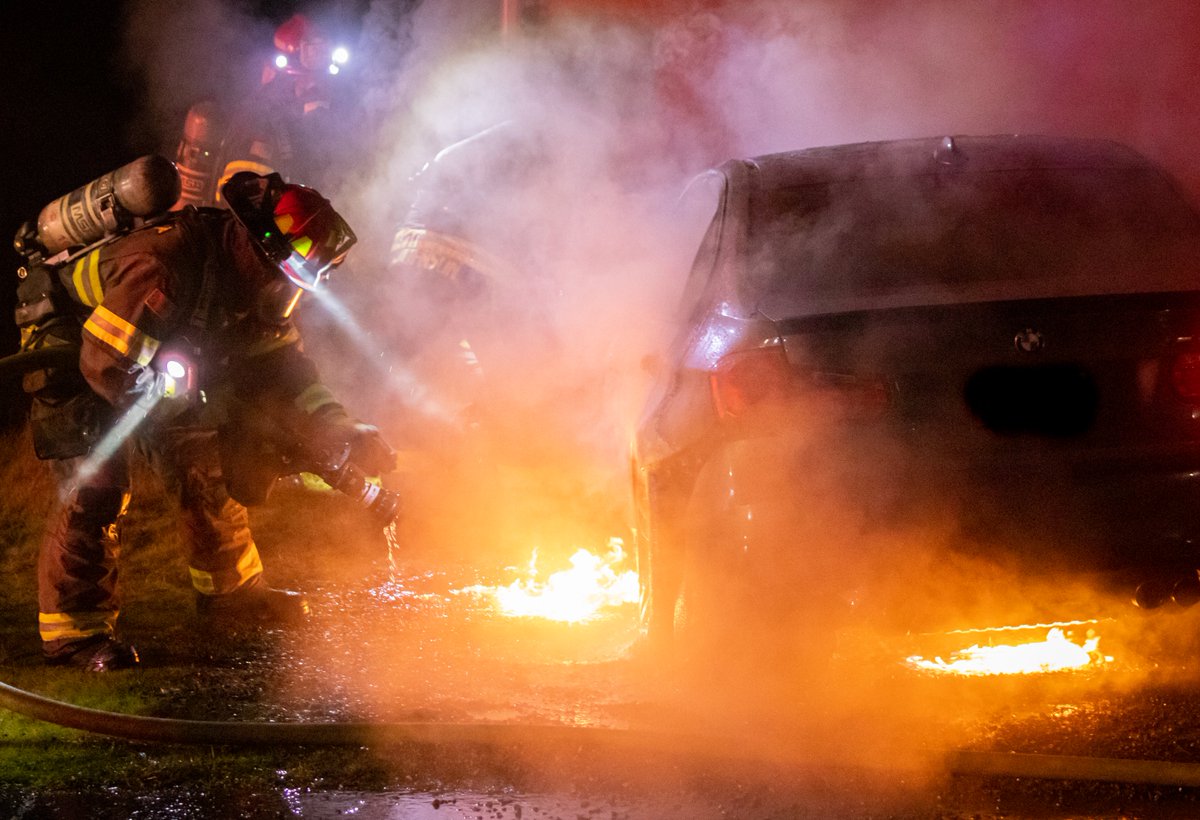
[111,0,1200,801]
[684,0,1200,196]
[118,1,276,145]
[115,0,1200,515]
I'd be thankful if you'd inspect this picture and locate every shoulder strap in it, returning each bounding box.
[173,207,226,336]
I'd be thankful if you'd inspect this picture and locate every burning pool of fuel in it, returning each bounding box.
[906,623,1113,677]
[457,537,639,623]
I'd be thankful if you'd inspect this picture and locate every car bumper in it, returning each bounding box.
[683,431,1200,580]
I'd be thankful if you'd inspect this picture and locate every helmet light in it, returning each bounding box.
[275,54,289,69]
[332,46,349,64]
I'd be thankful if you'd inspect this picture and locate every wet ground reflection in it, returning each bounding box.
[272,562,651,730]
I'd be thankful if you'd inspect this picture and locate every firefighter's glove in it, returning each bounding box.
[347,422,398,476]
[128,365,193,427]
[314,417,397,476]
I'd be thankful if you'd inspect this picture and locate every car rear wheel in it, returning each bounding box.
[671,547,840,682]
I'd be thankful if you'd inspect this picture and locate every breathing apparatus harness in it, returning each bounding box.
[8,158,398,524]
[10,156,184,459]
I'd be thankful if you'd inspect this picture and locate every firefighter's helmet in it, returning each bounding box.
[222,171,356,291]
[273,13,335,74]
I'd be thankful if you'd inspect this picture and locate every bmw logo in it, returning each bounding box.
[1014,327,1044,353]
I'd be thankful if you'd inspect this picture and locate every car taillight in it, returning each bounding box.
[710,345,794,420]
[1170,349,1200,401]
[710,346,892,422]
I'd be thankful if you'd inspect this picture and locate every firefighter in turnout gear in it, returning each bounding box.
[19,169,395,672]
[174,13,349,210]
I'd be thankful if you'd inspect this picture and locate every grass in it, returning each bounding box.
[0,419,638,803]
[0,424,410,794]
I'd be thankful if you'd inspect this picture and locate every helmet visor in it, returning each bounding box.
[275,209,356,290]
[222,172,357,291]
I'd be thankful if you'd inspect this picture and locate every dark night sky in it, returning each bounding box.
[1,1,322,360]
[2,3,138,355]
[3,4,137,223]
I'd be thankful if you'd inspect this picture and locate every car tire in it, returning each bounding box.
[670,547,841,686]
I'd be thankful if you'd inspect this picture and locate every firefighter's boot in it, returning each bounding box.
[44,635,140,672]
[196,576,311,629]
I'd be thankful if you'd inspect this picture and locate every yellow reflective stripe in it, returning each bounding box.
[215,160,275,203]
[189,568,216,595]
[389,227,515,283]
[294,383,339,415]
[189,546,264,596]
[83,311,129,355]
[38,610,116,642]
[223,159,274,177]
[86,249,103,305]
[70,249,104,307]
[83,305,161,365]
[298,472,334,492]
[236,547,265,585]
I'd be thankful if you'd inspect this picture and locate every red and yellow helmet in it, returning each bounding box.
[222,171,356,291]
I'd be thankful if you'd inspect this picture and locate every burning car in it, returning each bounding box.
[632,134,1200,664]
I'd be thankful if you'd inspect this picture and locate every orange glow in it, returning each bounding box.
[905,626,1109,676]
[468,538,638,623]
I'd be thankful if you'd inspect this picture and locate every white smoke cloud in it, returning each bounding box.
[117,0,1200,553]
[103,0,1200,788]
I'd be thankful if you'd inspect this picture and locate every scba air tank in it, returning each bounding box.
[36,155,181,256]
[174,100,220,208]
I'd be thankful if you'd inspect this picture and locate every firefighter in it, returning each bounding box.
[32,171,395,672]
[385,121,559,420]
[174,12,349,209]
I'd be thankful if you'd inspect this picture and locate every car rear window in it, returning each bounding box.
[746,166,1200,318]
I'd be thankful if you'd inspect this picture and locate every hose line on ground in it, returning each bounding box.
[5,678,1200,788]
[0,679,671,751]
[945,748,1200,788]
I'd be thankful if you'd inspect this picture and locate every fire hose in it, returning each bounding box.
[0,345,78,384]
[0,677,696,754]
[3,676,1200,789]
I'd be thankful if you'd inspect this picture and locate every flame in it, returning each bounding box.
[468,538,639,623]
[905,627,1108,676]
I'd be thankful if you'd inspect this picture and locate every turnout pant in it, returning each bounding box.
[38,425,264,651]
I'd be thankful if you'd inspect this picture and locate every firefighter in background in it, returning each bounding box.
[386,121,559,424]
[174,13,350,209]
[18,167,395,672]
